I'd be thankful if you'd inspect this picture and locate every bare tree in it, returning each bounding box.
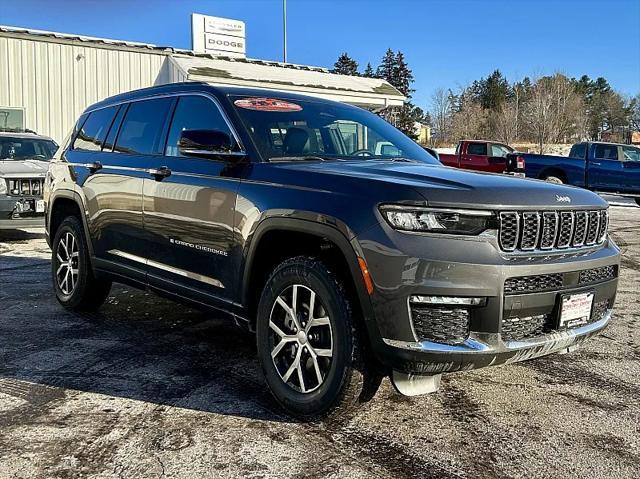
[525,78,554,153]
[495,102,518,144]
[429,88,451,146]
[450,89,486,141]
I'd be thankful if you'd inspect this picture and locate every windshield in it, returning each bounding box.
[231,96,440,164]
[0,136,58,161]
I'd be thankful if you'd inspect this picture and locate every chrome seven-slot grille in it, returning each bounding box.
[6,178,44,197]
[499,209,608,252]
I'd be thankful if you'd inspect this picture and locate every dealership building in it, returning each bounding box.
[0,18,405,144]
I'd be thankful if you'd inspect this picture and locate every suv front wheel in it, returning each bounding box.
[52,216,112,311]
[256,256,380,421]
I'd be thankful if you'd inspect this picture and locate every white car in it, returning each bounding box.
[0,130,57,229]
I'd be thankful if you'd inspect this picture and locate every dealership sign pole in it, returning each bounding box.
[283,0,288,63]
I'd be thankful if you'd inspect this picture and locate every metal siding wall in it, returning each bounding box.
[0,35,168,143]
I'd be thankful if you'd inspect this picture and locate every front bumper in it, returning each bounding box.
[355,222,620,375]
[381,312,611,374]
[0,196,45,229]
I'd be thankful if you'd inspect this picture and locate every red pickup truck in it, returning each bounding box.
[439,140,522,173]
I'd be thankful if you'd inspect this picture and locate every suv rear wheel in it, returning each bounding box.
[256,256,379,421]
[52,216,111,311]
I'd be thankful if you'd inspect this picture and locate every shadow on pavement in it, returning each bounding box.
[0,253,291,424]
[0,228,46,242]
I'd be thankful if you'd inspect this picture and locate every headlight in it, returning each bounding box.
[380,205,494,235]
[0,177,6,195]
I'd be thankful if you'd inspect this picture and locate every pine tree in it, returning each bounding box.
[376,49,396,83]
[375,49,419,138]
[363,62,376,78]
[392,51,415,98]
[479,70,510,110]
[332,53,359,76]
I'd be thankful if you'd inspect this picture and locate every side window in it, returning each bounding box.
[73,106,118,151]
[114,98,173,155]
[490,144,509,157]
[467,142,488,156]
[594,144,619,161]
[569,143,586,160]
[165,96,236,157]
[622,146,640,162]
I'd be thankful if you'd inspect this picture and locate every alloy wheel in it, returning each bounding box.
[56,231,79,295]
[269,284,333,393]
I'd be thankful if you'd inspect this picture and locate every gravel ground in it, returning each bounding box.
[0,206,638,479]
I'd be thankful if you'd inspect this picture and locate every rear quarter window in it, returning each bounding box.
[73,106,118,151]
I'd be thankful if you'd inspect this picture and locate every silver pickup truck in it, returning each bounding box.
[0,130,57,229]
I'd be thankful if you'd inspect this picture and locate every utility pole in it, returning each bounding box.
[283,0,288,63]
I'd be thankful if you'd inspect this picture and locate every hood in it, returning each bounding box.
[0,159,49,177]
[276,160,607,209]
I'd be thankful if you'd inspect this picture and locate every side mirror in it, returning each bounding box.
[178,129,245,160]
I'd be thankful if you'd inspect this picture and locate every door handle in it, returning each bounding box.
[591,162,601,166]
[148,166,172,180]
[86,161,102,173]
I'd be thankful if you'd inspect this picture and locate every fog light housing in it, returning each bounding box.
[410,295,486,306]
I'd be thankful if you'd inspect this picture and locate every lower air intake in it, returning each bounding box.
[410,305,470,345]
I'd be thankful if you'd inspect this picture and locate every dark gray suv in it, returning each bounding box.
[44,83,620,420]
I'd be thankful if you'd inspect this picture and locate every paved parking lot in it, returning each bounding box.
[0,206,638,479]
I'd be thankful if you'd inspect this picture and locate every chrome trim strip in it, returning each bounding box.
[382,311,611,354]
[79,163,147,173]
[107,249,224,288]
[81,91,246,154]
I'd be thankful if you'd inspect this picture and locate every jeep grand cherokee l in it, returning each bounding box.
[0,130,57,229]
[44,83,620,420]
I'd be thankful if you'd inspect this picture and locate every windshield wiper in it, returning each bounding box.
[269,155,331,162]
[368,157,418,163]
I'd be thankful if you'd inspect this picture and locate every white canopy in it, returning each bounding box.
[168,55,405,109]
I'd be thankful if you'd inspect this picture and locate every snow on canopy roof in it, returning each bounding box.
[1,25,405,108]
[169,56,405,108]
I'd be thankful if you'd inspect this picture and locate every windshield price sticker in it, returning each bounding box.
[234,98,302,112]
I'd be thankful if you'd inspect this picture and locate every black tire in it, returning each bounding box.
[635,198,640,207]
[256,256,380,422]
[52,216,111,312]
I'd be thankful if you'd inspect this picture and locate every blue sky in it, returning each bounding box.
[2,0,639,107]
